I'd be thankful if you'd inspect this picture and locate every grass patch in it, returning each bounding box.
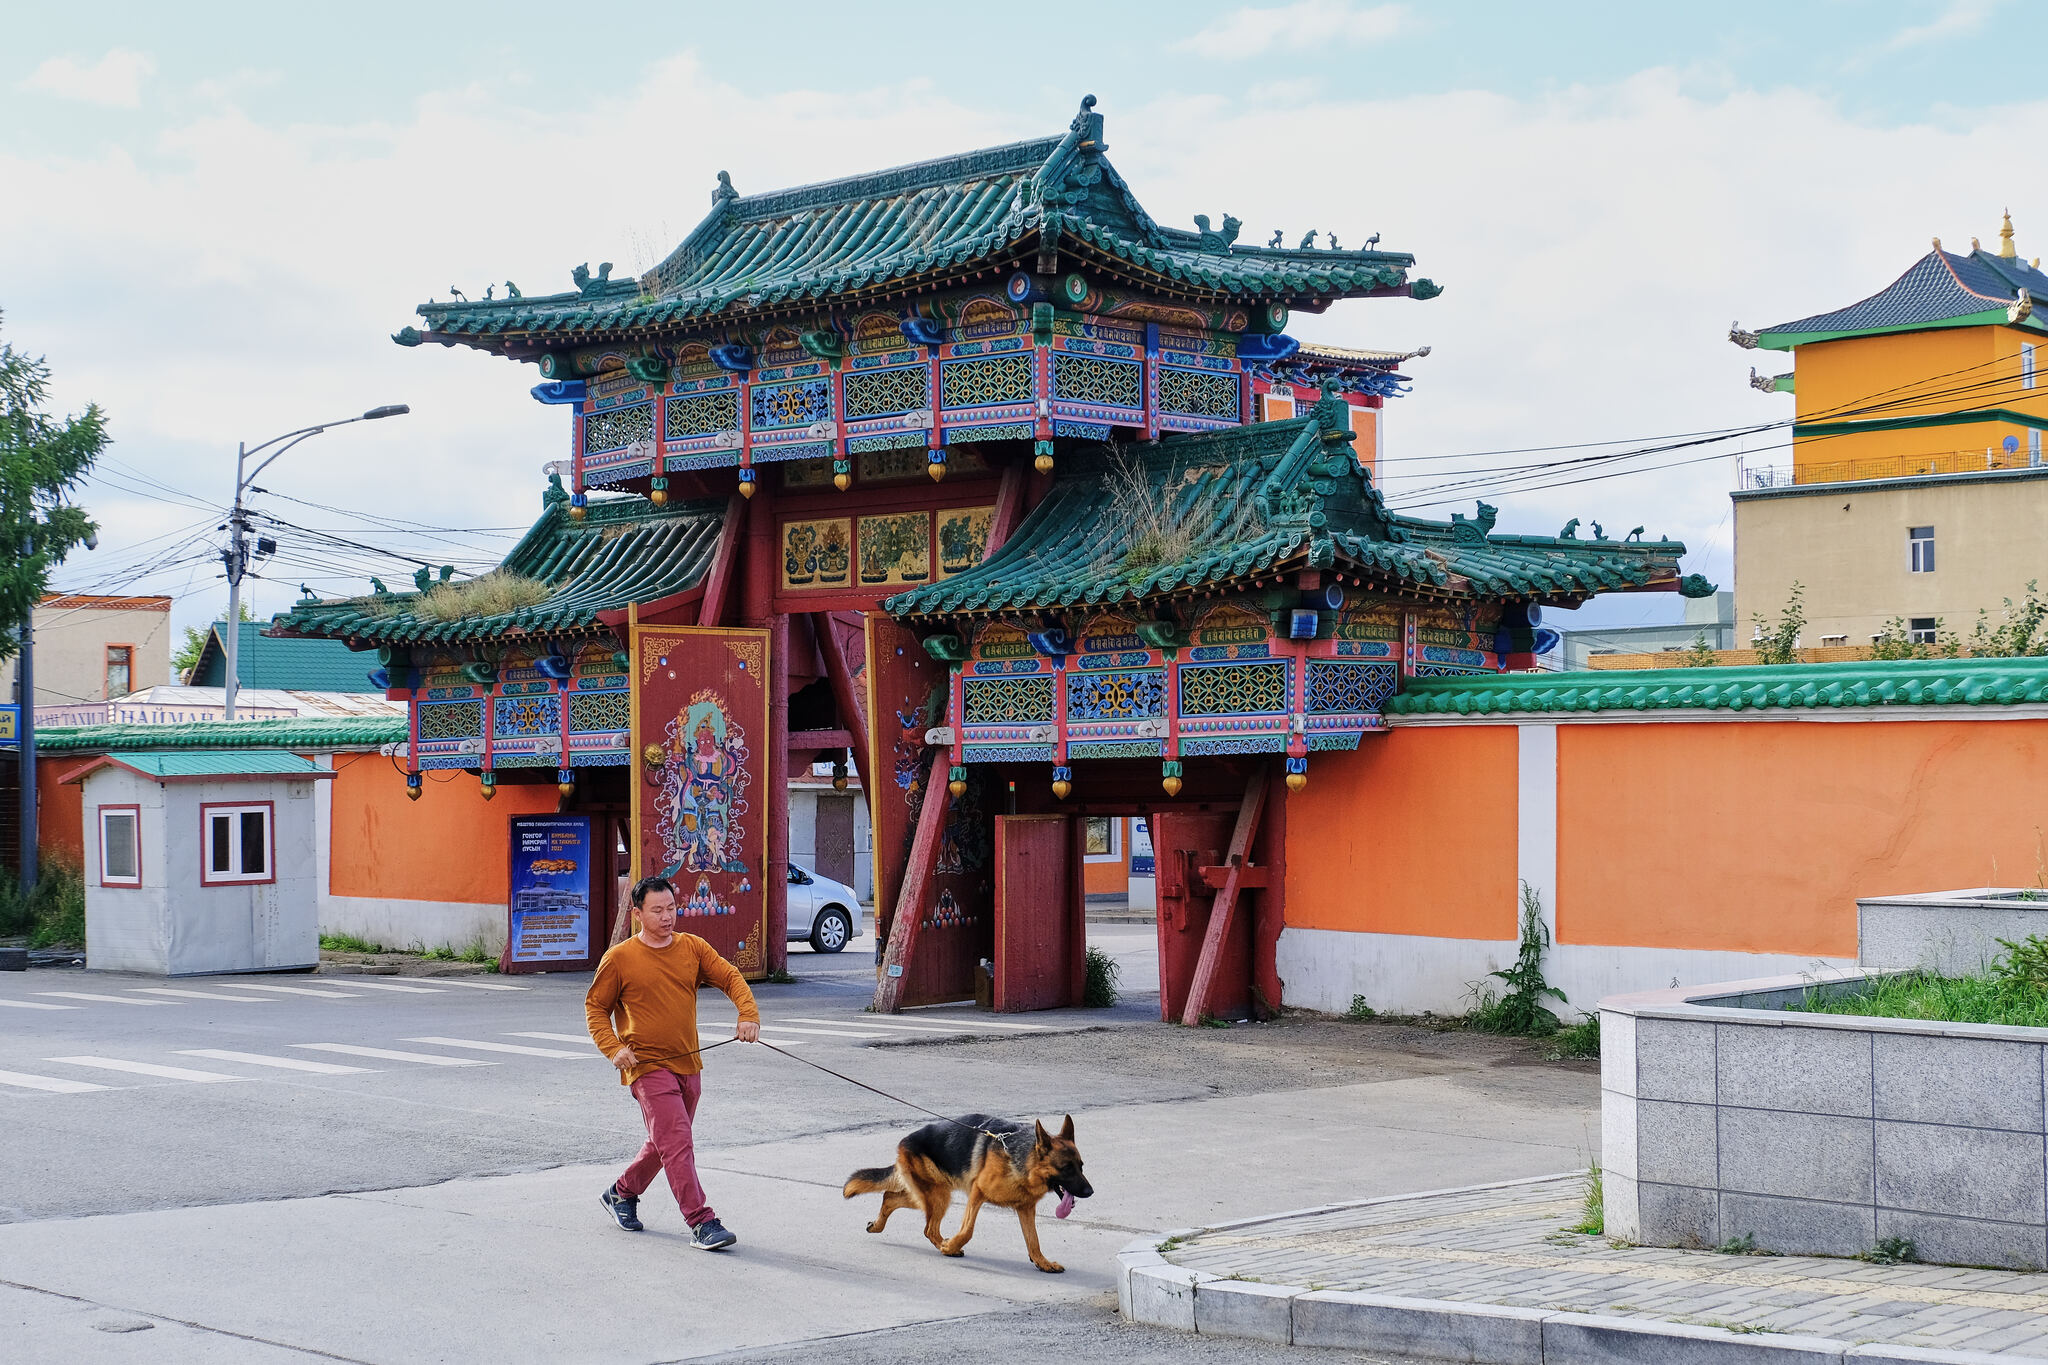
[1345,994,1376,1021]
[1716,1232,1756,1256]
[1783,966,2048,1029]
[458,938,494,965]
[375,570,550,622]
[320,932,386,954]
[1860,1236,1918,1266]
[763,966,797,985]
[1548,1015,1601,1059]
[0,860,87,948]
[1566,1163,1604,1236]
[1084,944,1121,1007]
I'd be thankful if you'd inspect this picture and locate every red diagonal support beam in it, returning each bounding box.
[1179,766,1271,1027]
[987,459,1028,550]
[874,757,947,1013]
[810,612,870,794]
[696,494,748,627]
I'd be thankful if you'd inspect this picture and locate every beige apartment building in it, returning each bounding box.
[1731,217,2048,646]
[0,595,173,714]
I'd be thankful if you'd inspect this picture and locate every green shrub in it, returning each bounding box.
[1992,933,2048,992]
[1345,994,1376,1021]
[1469,882,1566,1037]
[10,860,87,949]
[1551,1015,1601,1058]
[1084,944,1121,1007]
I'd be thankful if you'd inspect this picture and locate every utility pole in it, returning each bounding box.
[222,405,409,721]
[16,611,34,897]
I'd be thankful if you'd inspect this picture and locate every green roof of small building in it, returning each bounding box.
[405,97,1436,352]
[35,716,406,753]
[1386,658,2048,718]
[269,494,724,649]
[888,402,1697,619]
[63,750,335,782]
[188,622,385,692]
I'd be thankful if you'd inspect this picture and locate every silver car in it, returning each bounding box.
[785,864,863,953]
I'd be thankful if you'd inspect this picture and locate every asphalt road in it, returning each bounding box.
[0,926,1598,1362]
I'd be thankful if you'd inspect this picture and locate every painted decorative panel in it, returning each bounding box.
[1177,661,1290,716]
[494,694,561,736]
[419,700,484,740]
[782,517,854,591]
[582,404,654,454]
[855,443,988,481]
[567,689,630,733]
[782,459,835,489]
[750,379,831,431]
[936,506,993,577]
[843,365,928,419]
[1157,366,1240,420]
[631,625,770,978]
[856,513,931,585]
[1052,354,1142,409]
[962,676,1055,725]
[1065,669,1167,721]
[665,390,739,437]
[1305,661,1398,715]
[939,354,1033,409]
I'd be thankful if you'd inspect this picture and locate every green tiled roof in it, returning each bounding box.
[188,623,385,692]
[1750,247,2048,350]
[887,403,1692,619]
[269,495,724,648]
[409,98,1434,349]
[1386,658,2048,718]
[36,717,405,753]
[66,751,334,781]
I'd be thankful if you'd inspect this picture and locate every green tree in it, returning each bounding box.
[1,311,106,660]
[172,601,252,682]
[1749,582,1805,666]
[1964,582,2048,658]
[1679,631,1717,668]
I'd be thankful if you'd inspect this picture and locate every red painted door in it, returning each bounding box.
[994,815,1082,1012]
[1153,810,1253,1022]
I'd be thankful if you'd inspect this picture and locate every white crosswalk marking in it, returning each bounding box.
[506,1032,594,1044]
[0,999,78,1010]
[50,1057,242,1083]
[780,1017,967,1035]
[177,1049,371,1075]
[207,983,363,999]
[429,979,527,991]
[756,1023,902,1040]
[309,978,442,993]
[900,1017,1051,1030]
[131,989,274,1003]
[35,992,172,1005]
[403,1037,594,1059]
[294,1044,492,1067]
[0,1068,111,1093]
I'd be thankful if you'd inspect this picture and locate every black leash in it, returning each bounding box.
[751,1038,1012,1141]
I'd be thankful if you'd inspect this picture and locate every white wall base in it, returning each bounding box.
[1276,926,1855,1018]
[321,896,506,954]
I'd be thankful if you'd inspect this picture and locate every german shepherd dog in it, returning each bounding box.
[842,1114,1092,1272]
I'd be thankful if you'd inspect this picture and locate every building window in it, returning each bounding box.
[1909,617,1938,645]
[105,645,132,699]
[1908,525,1935,573]
[1083,815,1119,861]
[98,805,141,886]
[200,803,274,885]
[2032,429,2043,467]
[2026,344,2037,390]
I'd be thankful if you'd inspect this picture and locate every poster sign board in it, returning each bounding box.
[508,814,594,968]
[1130,817,1155,877]
[0,703,17,747]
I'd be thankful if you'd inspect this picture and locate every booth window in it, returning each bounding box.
[98,806,141,886]
[1084,816,1119,860]
[201,803,274,885]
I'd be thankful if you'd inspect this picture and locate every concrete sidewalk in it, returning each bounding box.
[1121,1173,2048,1362]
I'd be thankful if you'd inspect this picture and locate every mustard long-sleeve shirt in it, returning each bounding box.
[584,933,760,1084]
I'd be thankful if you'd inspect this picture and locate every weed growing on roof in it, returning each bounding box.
[376,570,550,622]
[1099,440,1261,583]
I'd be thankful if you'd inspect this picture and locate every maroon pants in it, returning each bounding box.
[616,1069,713,1227]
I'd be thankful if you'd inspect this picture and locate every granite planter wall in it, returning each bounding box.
[1860,887,2048,976]
[1602,968,2048,1270]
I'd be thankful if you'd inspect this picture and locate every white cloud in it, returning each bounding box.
[1175,0,1408,60]
[6,58,2045,634]
[21,49,157,108]
[1886,0,2001,51]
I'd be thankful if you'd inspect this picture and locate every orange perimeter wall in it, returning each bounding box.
[328,752,557,904]
[34,757,85,866]
[1557,719,2048,958]
[1283,725,1518,939]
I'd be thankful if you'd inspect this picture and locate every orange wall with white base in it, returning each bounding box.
[1276,711,2048,1017]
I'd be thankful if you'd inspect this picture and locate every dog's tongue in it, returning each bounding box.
[1055,1189,1076,1220]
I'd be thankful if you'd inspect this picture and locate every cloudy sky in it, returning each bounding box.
[4,0,2036,639]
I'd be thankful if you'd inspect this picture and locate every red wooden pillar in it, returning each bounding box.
[742,481,789,975]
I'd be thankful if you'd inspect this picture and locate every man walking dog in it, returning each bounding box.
[586,875,760,1250]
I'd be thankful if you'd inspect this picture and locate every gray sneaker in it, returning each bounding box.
[691,1217,737,1250]
[601,1184,643,1232]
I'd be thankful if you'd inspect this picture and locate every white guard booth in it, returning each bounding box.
[66,751,333,975]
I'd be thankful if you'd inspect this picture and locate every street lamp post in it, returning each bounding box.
[222,405,408,721]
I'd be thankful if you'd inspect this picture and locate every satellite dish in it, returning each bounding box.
[2006,435,2021,454]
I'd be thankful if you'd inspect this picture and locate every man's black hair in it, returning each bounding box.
[630,875,676,908]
